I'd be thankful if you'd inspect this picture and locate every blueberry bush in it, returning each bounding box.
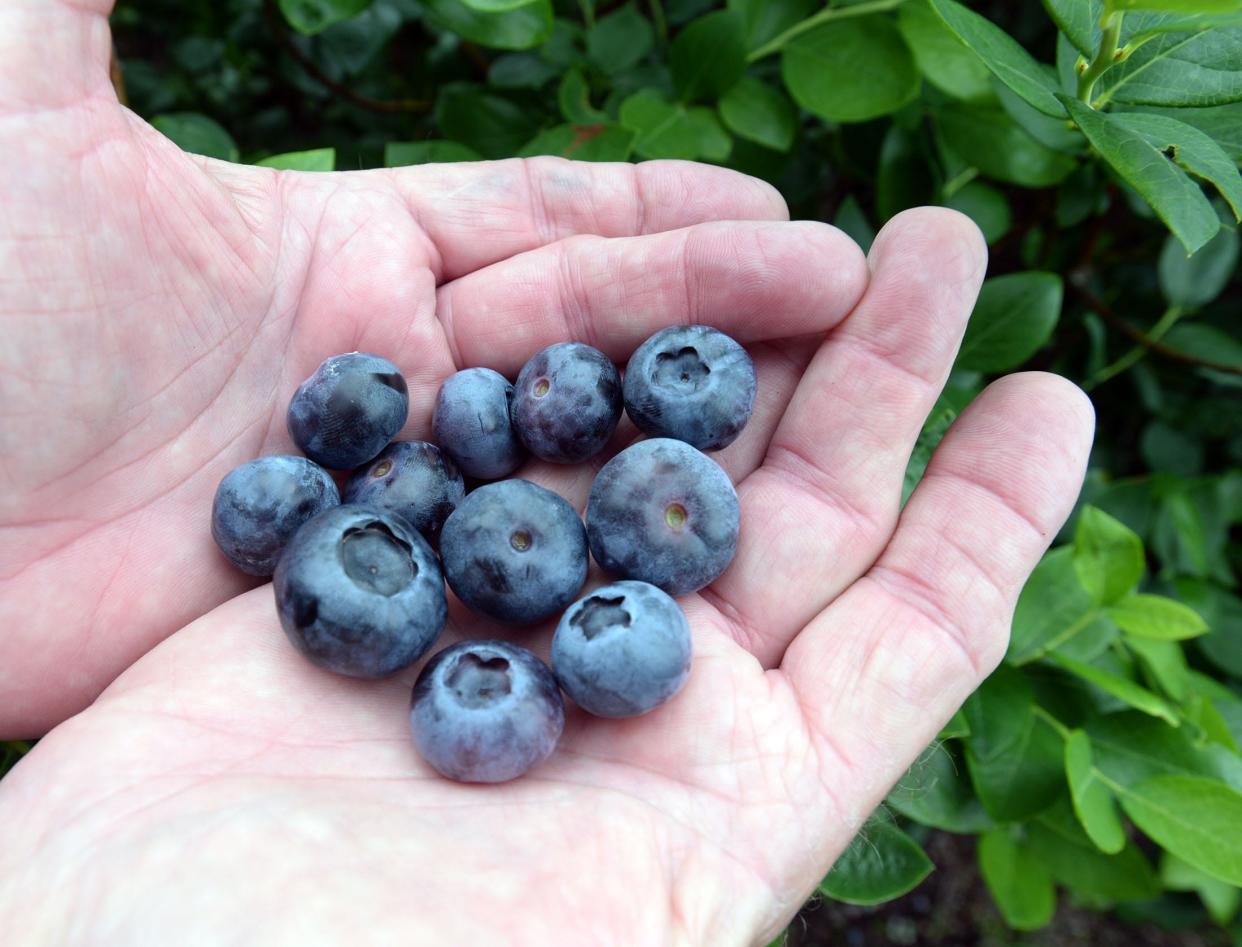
[20,0,1242,940]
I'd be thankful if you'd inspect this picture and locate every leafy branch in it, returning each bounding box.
[1077,10,1123,106]
[748,0,906,62]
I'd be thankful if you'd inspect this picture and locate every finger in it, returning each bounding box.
[781,372,1094,815]
[709,208,988,665]
[393,157,790,280]
[436,219,868,375]
[1,1,115,110]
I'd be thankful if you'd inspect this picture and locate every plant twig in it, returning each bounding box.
[1077,9,1123,106]
[748,0,906,62]
[1068,274,1242,381]
[262,0,430,114]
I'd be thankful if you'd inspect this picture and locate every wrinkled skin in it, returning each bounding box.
[433,367,525,480]
[274,504,447,678]
[588,438,740,596]
[343,441,464,537]
[440,479,588,624]
[0,4,1094,944]
[553,580,692,719]
[512,341,623,463]
[411,640,565,783]
[211,455,340,576]
[624,325,756,451]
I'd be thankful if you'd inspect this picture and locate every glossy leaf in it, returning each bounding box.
[1161,852,1242,925]
[928,0,1064,117]
[1159,225,1241,308]
[782,16,920,123]
[1062,96,1220,253]
[1127,636,1190,701]
[897,0,993,103]
[728,0,816,51]
[1066,730,1127,853]
[1099,27,1242,108]
[1109,594,1208,640]
[558,68,607,123]
[670,11,747,102]
[1010,548,1102,663]
[937,105,1078,187]
[820,818,934,905]
[518,123,636,160]
[1073,506,1145,606]
[1047,652,1180,724]
[887,742,993,833]
[619,90,731,160]
[422,0,553,49]
[1120,775,1242,885]
[587,3,654,74]
[435,88,542,158]
[1087,712,1242,792]
[1028,811,1161,901]
[384,141,483,166]
[956,272,1062,372]
[719,77,797,151]
[256,148,336,171]
[151,113,238,162]
[278,0,370,35]
[944,181,1012,244]
[978,830,1055,930]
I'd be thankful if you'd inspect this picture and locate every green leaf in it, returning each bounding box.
[1127,635,1190,701]
[955,272,1062,372]
[436,88,542,159]
[887,742,993,833]
[978,830,1056,930]
[1073,506,1146,606]
[944,181,1012,244]
[897,0,994,103]
[1010,547,1103,663]
[1177,579,1242,677]
[877,125,938,222]
[1161,852,1242,925]
[151,113,238,162]
[993,77,1085,153]
[422,0,553,50]
[558,68,607,123]
[940,708,971,740]
[1159,225,1241,308]
[718,77,797,152]
[1099,27,1242,108]
[902,403,958,505]
[1109,594,1208,640]
[1088,711,1242,792]
[1029,809,1161,901]
[620,90,731,160]
[1066,730,1127,853]
[1119,775,1242,885]
[1042,0,1097,54]
[1164,323,1242,372]
[728,0,816,51]
[278,0,370,34]
[384,141,483,166]
[489,53,559,88]
[820,818,934,905]
[937,104,1078,187]
[670,11,747,103]
[256,148,336,171]
[1136,102,1242,161]
[518,123,636,161]
[1062,97,1220,253]
[587,3,654,74]
[1111,112,1242,221]
[928,0,1065,118]
[781,16,920,123]
[832,195,875,253]
[1047,652,1180,724]
[1108,0,1242,11]
[964,667,1067,821]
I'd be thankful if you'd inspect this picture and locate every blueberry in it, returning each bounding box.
[586,438,739,596]
[623,325,756,451]
[410,639,564,783]
[439,479,587,624]
[433,368,525,480]
[287,352,409,470]
[344,441,464,538]
[273,504,447,678]
[512,342,622,463]
[552,581,692,718]
[210,455,340,577]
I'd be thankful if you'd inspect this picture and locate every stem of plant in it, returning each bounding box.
[1087,304,1184,389]
[747,0,906,62]
[1077,10,1123,106]
[1014,609,1103,667]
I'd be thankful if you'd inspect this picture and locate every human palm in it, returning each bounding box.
[0,2,1095,943]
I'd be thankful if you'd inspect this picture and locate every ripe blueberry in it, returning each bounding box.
[512,342,622,463]
[344,441,464,538]
[433,368,525,480]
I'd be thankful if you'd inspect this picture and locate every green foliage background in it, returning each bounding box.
[18,0,1242,940]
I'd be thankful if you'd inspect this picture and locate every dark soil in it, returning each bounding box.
[785,832,1233,947]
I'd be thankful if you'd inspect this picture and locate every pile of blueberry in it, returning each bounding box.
[211,327,756,783]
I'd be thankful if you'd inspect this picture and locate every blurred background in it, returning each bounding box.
[12,1,1240,944]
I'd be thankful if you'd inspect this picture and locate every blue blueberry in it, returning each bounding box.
[273,504,447,678]
[552,581,692,718]
[586,438,739,596]
[287,352,409,470]
[410,639,564,783]
[623,325,756,451]
[512,342,622,463]
[211,455,340,576]
[433,368,525,480]
[439,479,587,624]
[344,441,464,538]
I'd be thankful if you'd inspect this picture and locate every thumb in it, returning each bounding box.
[1,1,117,110]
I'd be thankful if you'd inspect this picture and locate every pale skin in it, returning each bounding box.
[0,2,1095,944]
